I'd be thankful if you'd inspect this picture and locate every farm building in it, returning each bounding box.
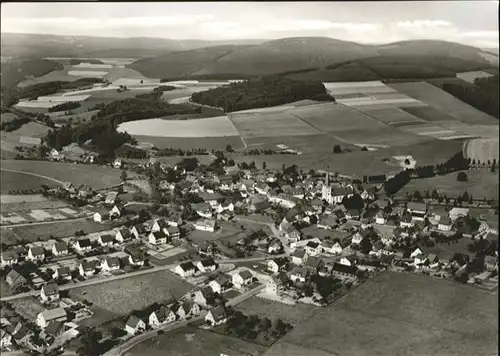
[194,219,216,232]
[37,308,67,328]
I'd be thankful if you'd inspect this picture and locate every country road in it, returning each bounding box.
[1,255,276,302]
[103,284,265,356]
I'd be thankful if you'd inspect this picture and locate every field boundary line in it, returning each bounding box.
[0,168,65,185]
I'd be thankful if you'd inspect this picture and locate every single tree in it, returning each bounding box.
[333,145,342,154]
[457,172,468,182]
[262,161,267,170]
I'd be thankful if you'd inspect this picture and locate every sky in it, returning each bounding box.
[1,1,499,48]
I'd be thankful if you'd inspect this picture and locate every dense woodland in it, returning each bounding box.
[440,76,499,119]
[191,76,334,112]
[44,93,198,155]
[48,101,81,113]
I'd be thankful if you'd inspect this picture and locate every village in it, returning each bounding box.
[1,152,498,355]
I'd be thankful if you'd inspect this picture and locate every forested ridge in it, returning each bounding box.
[191,76,334,112]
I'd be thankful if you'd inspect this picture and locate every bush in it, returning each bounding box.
[457,172,468,182]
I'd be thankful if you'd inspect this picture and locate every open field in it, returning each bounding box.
[235,296,317,326]
[401,105,463,123]
[1,197,69,213]
[388,82,498,125]
[290,103,387,133]
[359,107,424,126]
[69,272,194,315]
[229,111,320,139]
[399,171,499,201]
[244,133,356,154]
[117,117,240,137]
[230,139,464,177]
[264,271,498,356]
[333,126,432,146]
[133,135,245,151]
[0,170,58,193]
[125,326,267,356]
[0,227,20,245]
[0,160,122,189]
[17,65,85,87]
[463,138,499,162]
[10,219,107,244]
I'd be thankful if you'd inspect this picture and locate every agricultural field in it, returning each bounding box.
[125,326,267,356]
[235,296,317,326]
[10,218,107,244]
[360,107,425,126]
[0,227,20,245]
[229,111,320,139]
[0,160,123,190]
[399,170,499,201]
[69,272,194,315]
[463,138,499,162]
[400,106,459,123]
[17,64,85,87]
[333,126,432,147]
[0,170,58,193]
[456,70,494,84]
[133,135,245,151]
[264,271,498,356]
[387,82,498,125]
[117,117,240,138]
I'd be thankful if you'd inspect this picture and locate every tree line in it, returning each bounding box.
[48,101,81,113]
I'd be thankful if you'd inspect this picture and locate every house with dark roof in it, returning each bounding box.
[205,306,228,326]
[331,262,358,278]
[40,283,59,302]
[93,207,110,223]
[5,269,27,288]
[127,249,145,266]
[174,261,197,278]
[79,260,96,277]
[28,246,45,261]
[196,259,218,273]
[51,242,68,257]
[40,321,64,342]
[74,238,92,253]
[305,257,325,274]
[53,267,72,281]
[98,234,115,247]
[208,273,232,294]
[194,286,215,307]
[292,249,309,265]
[1,251,18,266]
[130,224,148,239]
[290,266,310,283]
[232,270,253,289]
[266,272,290,295]
[115,228,133,243]
[125,315,146,335]
[101,257,120,272]
[149,306,176,328]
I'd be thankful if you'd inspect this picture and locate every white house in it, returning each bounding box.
[351,233,363,245]
[196,259,218,273]
[449,208,469,221]
[194,287,214,307]
[267,259,286,274]
[98,234,115,247]
[79,260,96,277]
[1,329,12,349]
[152,219,169,233]
[125,315,146,335]
[438,216,453,232]
[174,262,197,278]
[51,242,69,257]
[148,231,168,245]
[128,251,145,266]
[101,257,120,272]
[194,219,216,232]
[52,267,71,281]
[305,241,323,257]
[130,224,147,239]
[407,202,427,215]
[340,257,357,267]
[110,205,122,218]
[40,283,59,302]
[375,212,386,225]
[410,247,424,258]
[266,273,289,295]
[27,246,45,261]
[205,306,228,326]
[37,308,67,328]
[73,238,92,253]
[1,251,18,266]
[290,266,309,283]
[113,158,122,169]
[232,270,254,289]
[329,242,344,255]
[292,249,308,265]
[165,226,180,240]
[93,208,110,223]
[209,274,232,295]
[115,229,133,243]
[149,306,176,328]
[400,215,414,228]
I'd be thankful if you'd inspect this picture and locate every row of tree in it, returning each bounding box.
[48,101,81,113]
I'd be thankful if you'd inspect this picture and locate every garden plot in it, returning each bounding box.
[388,81,498,124]
[229,111,320,139]
[28,209,68,221]
[117,117,239,137]
[0,213,27,224]
[59,207,79,216]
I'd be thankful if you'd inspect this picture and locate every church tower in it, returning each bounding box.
[321,172,331,203]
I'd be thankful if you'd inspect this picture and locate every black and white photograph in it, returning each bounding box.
[0,1,498,355]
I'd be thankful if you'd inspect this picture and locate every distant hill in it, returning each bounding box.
[0,33,267,59]
[129,38,497,80]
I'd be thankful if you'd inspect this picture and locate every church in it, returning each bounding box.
[321,173,354,205]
